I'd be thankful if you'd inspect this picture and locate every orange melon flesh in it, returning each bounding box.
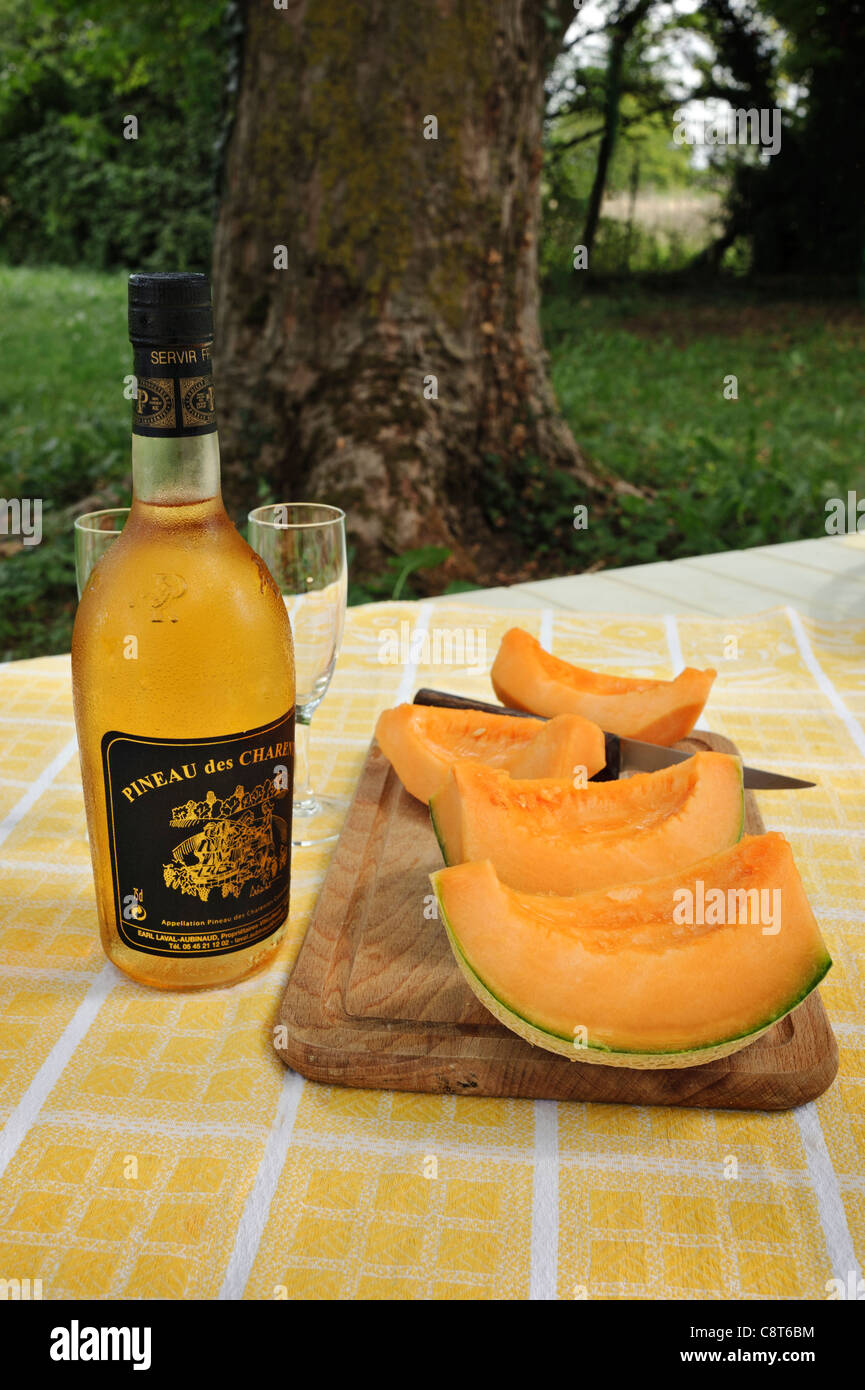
[431,834,831,1067]
[503,713,606,782]
[375,703,605,804]
[430,752,744,894]
[491,627,715,745]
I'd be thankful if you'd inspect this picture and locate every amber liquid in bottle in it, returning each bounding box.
[72,274,295,989]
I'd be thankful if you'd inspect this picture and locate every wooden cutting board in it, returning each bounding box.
[274,731,838,1109]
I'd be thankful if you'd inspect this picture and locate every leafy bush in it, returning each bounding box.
[347,546,456,605]
[0,0,224,270]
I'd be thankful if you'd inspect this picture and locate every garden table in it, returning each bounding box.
[0,533,862,1300]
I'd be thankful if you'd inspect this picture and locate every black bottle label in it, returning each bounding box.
[101,713,294,957]
[131,342,216,438]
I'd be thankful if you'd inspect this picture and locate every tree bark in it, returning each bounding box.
[212,0,622,585]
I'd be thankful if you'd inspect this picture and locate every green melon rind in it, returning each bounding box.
[433,881,831,1070]
[430,803,448,864]
[429,755,746,874]
[734,760,745,840]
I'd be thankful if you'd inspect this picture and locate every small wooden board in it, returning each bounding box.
[275,732,838,1109]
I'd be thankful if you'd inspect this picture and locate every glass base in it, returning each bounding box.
[291,792,348,846]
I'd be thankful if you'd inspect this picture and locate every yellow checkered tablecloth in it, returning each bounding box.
[0,600,863,1301]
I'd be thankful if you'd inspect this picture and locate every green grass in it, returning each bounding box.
[537,288,865,567]
[0,265,129,656]
[2,266,864,659]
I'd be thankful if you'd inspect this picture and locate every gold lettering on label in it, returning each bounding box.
[240,740,292,766]
[121,762,198,803]
[151,348,201,366]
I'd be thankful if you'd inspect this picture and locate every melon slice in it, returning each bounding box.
[430,751,744,894]
[375,703,605,804]
[431,834,831,1068]
[491,627,715,745]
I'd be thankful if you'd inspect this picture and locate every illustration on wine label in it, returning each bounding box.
[164,779,288,903]
[102,714,294,959]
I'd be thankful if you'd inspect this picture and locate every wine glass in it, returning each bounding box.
[74,508,129,597]
[248,503,348,846]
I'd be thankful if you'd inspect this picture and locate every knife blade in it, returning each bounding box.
[412,688,815,790]
[613,737,815,789]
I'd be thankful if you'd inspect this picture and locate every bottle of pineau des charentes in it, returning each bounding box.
[72,272,295,989]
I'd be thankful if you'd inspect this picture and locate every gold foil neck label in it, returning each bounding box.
[181,377,216,429]
[135,378,176,430]
[131,342,216,438]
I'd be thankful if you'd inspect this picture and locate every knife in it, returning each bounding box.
[412,688,815,790]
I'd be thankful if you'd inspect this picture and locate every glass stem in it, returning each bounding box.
[293,716,315,809]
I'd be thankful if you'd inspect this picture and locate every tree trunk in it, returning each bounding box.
[581,0,654,261]
[581,28,627,260]
[212,0,622,585]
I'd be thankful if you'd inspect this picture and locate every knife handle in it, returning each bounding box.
[598,732,620,782]
[412,687,621,782]
[413,687,537,720]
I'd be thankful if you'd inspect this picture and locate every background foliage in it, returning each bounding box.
[0,0,223,269]
[1,0,863,659]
